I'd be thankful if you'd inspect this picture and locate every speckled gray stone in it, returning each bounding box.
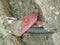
[35,0,60,32]
[0,0,60,45]
[0,16,24,45]
[0,0,11,16]
[8,0,43,20]
[35,0,60,45]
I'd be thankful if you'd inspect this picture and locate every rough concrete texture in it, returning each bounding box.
[52,32,60,45]
[0,16,24,45]
[0,0,11,16]
[8,0,43,20]
[0,0,60,45]
[23,33,54,45]
[8,0,56,45]
[34,0,60,45]
[34,0,60,31]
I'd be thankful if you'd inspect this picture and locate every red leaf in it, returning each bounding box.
[19,13,39,36]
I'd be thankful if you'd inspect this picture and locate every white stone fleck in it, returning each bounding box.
[50,7,55,10]
[55,11,59,15]
[7,20,13,24]
[38,24,42,27]
[8,31,12,34]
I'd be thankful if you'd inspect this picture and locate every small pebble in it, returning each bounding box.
[55,11,59,15]
[7,30,12,34]
[50,7,55,10]
[7,20,13,24]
